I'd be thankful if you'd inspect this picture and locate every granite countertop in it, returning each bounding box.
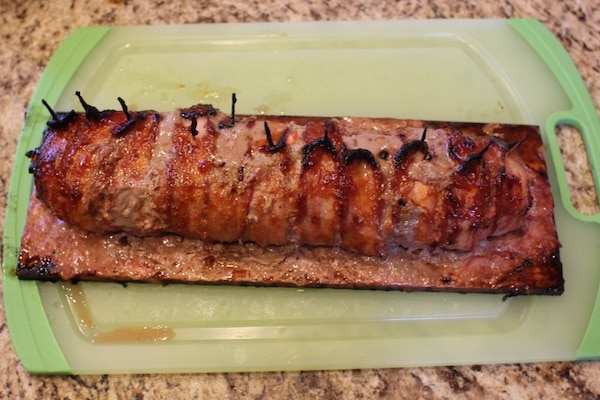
[1,0,599,398]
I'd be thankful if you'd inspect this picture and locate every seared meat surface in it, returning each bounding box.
[29,102,542,256]
[18,97,563,295]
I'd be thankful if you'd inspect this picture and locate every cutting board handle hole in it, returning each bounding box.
[554,123,599,216]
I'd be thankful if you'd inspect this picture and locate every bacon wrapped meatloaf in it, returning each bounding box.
[17,94,563,295]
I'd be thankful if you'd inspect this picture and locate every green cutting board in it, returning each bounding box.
[3,19,600,374]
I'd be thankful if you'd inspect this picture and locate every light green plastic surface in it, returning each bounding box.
[507,19,600,359]
[3,19,600,374]
[2,26,111,374]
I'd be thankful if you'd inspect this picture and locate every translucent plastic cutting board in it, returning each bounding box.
[4,19,600,374]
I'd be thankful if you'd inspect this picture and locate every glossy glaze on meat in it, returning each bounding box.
[19,98,563,294]
[28,102,547,257]
[17,187,563,295]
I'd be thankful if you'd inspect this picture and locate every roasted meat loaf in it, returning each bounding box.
[17,95,563,295]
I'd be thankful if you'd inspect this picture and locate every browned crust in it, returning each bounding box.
[17,189,563,295]
[18,107,563,295]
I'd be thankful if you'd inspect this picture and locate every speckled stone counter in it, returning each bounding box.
[1,1,599,399]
